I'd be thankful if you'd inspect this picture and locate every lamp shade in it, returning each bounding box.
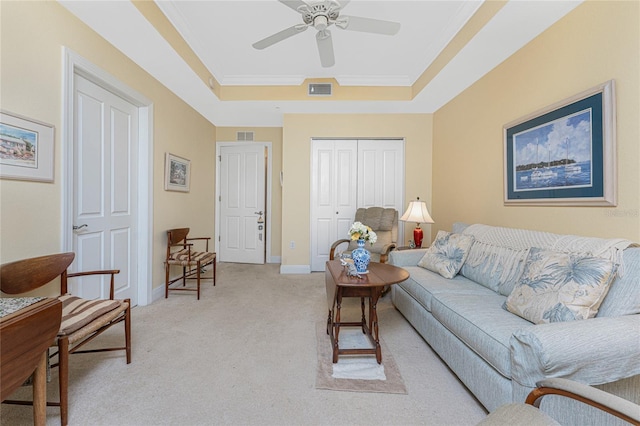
[400,200,434,225]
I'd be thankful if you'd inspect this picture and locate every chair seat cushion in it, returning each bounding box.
[167,249,216,266]
[58,295,120,336]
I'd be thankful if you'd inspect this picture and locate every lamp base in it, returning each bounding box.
[413,226,423,248]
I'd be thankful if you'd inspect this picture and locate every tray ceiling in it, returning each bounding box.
[58,1,582,126]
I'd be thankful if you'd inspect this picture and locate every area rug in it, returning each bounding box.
[315,322,407,394]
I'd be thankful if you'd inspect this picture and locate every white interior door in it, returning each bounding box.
[358,139,404,211]
[310,139,358,271]
[71,74,138,304]
[219,144,266,264]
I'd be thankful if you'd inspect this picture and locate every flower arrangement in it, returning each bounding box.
[348,221,377,245]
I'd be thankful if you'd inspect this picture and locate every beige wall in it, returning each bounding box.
[215,127,283,258]
[2,0,637,289]
[281,114,432,267]
[432,0,640,242]
[0,1,216,296]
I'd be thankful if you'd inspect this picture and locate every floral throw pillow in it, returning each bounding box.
[505,248,618,324]
[418,231,475,279]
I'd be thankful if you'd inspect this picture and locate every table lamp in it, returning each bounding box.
[400,197,434,248]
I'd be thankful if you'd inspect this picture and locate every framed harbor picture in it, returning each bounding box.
[164,152,190,192]
[0,110,55,182]
[504,80,616,206]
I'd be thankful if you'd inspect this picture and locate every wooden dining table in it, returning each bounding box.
[1,297,62,426]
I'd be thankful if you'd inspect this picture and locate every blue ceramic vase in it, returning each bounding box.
[351,239,371,273]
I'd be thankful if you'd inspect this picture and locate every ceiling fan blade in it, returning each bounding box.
[278,0,307,13]
[337,15,401,35]
[335,0,350,11]
[316,30,335,68]
[252,25,308,50]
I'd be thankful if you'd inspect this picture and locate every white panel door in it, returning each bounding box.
[219,144,266,264]
[358,139,404,210]
[72,75,138,304]
[310,139,358,271]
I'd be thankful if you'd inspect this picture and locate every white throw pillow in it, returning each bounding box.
[418,231,475,279]
[505,248,618,324]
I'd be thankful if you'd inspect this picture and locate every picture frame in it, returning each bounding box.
[0,110,55,182]
[504,80,616,206]
[164,152,191,192]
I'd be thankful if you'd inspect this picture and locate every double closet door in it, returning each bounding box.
[310,139,404,271]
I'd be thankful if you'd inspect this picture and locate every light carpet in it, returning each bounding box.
[1,263,487,425]
[315,322,407,394]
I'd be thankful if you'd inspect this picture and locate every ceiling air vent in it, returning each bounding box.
[308,83,332,96]
[237,131,254,141]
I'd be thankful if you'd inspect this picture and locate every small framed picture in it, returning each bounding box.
[164,152,190,192]
[504,80,616,206]
[0,110,55,182]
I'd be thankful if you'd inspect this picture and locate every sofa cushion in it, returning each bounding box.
[418,231,475,278]
[460,242,529,294]
[396,266,495,312]
[431,292,533,379]
[505,248,617,324]
[597,247,640,317]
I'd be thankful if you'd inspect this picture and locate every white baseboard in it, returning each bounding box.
[279,264,311,274]
[152,284,165,302]
[268,256,281,264]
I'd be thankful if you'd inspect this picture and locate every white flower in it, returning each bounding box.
[348,221,377,245]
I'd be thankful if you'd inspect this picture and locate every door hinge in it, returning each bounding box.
[218,155,221,162]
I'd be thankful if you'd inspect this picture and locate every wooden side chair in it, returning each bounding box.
[0,252,131,426]
[165,228,217,300]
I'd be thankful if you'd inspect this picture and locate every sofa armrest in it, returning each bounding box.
[510,315,640,387]
[389,248,428,267]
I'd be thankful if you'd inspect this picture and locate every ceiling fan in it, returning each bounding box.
[252,0,401,67]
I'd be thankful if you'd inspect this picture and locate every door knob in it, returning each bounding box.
[73,224,88,230]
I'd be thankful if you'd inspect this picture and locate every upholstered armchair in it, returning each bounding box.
[330,207,398,264]
[478,377,640,425]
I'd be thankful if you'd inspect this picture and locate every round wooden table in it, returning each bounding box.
[325,260,409,364]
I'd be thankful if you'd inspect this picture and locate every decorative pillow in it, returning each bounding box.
[505,248,618,324]
[417,231,475,279]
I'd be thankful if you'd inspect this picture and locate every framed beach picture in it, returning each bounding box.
[164,152,190,192]
[0,110,55,182]
[504,80,616,206]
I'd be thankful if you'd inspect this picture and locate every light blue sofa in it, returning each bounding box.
[390,223,640,425]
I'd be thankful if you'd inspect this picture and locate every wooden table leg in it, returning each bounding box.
[326,309,332,335]
[370,290,382,364]
[360,297,366,333]
[333,290,342,363]
[32,351,47,426]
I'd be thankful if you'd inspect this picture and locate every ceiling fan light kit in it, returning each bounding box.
[253,0,401,68]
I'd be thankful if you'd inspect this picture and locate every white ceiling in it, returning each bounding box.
[58,0,582,127]
[158,0,483,87]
